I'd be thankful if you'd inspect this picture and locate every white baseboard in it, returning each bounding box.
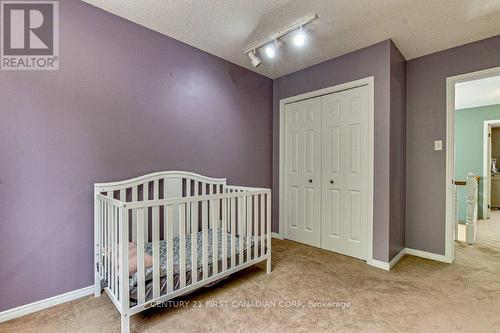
[271,232,283,239]
[405,248,453,263]
[389,248,406,269]
[367,258,390,270]
[367,248,407,271]
[0,286,93,323]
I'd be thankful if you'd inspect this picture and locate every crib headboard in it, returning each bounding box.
[94,171,227,202]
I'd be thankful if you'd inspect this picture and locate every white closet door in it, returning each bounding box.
[284,97,322,247]
[321,86,369,260]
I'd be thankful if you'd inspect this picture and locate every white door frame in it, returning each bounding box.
[446,65,500,263]
[278,76,375,263]
[483,120,500,218]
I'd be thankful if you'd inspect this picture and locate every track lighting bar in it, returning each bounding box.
[244,14,318,55]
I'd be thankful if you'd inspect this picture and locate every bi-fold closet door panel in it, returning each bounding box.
[284,97,322,247]
[284,85,369,260]
[321,86,369,260]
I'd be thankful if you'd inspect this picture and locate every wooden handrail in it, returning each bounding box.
[454,176,480,186]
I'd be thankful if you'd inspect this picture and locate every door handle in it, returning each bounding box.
[330,180,334,184]
[308,179,313,183]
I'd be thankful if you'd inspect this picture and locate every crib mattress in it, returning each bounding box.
[127,229,258,305]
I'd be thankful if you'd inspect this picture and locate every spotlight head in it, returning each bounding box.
[248,51,261,68]
[265,44,276,58]
[293,27,305,47]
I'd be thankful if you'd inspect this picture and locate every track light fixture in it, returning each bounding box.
[248,50,262,68]
[265,40,277,58]
[244,14,318,67]
[293,26,306,47]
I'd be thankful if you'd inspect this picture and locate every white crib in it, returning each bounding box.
[94,171,271,333]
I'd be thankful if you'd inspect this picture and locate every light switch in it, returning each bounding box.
[434,140,443,151]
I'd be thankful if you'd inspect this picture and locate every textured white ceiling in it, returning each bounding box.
[456,75,500,110]
[81,0,500,79]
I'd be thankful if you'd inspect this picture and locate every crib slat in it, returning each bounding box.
[212,199,218,276]
[144,182,150,242]
[132,187,138,242]
[185,180,191,234]
[253,195,258,260]
[120,189,126,202]
[110,205,115,294]
[153,180,159,199]
[113,206,119,297]
[179,203,186,288]
[119,206,129,310]
[102,201,106,284]
[193,181,198,196]
[190,201,198,284]
[98,199,103,281]
[105,198,111,289]
[261,194,265,257]
[246,195,252,262]
[222,197,227,271]
[266,193,271,256]
[152,206,160,299]
[136,209,146,304]
[230,197,236,268]
[239,196,244,265]
[166,205,174,294]
[202,200,208,279]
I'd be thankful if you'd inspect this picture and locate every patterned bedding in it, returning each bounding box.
[129,228,254,289]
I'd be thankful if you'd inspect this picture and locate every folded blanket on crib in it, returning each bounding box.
[105,242,154,276]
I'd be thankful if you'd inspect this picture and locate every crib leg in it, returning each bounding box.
[94,273,102,297]
[266,257,272,274]
[121,314,130,333]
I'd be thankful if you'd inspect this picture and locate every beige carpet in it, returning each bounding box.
[2,215,500,333]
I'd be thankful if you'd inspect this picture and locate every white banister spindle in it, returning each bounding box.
[466,173,478,245]
[246,195,252,261]
[212,199,218,275]
[152,206,160,298]
[179,203,186,288]
[166,205,174,294]
[453,183,458,241]
[191,201,198,284]
[230,197,236,268]
[222,197,227,271]
[136,209,146,304]
[202,200,208,279]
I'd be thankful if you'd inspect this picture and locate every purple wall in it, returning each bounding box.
[389,41,406,260]
[0,0,272,311]
[406,35,500,254]
[273,40,393,262]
